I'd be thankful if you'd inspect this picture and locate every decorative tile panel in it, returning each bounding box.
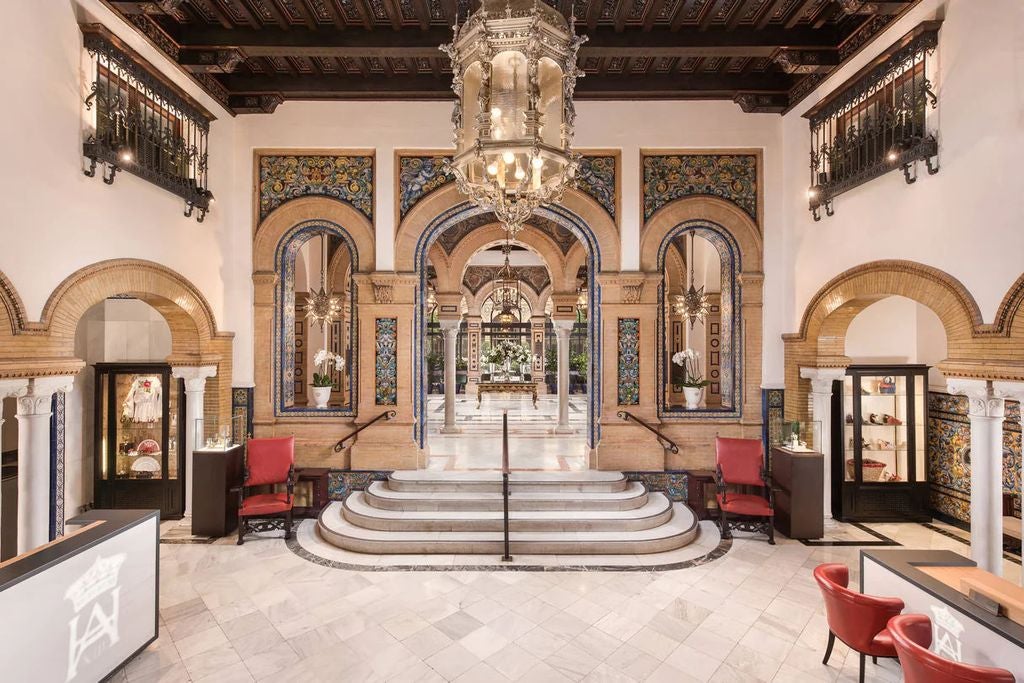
[617,318,640,405]
[328,470,392,500]
[49,392,66,539]
[624,471,687,502]
[398,153,617,222]
[399,155,454,218]
[258,154,374,222]
[927,391,1022,525]
[232,387,254,443]
[642,153,758,222]
[762,388,785,454]
[375,318,398,405]
[463,266,550,295]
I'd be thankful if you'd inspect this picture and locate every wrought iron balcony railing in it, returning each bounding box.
[804,21,941,221]
[81,24,216,222]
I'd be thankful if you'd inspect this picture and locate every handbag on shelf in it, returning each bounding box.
[877,376,896,394]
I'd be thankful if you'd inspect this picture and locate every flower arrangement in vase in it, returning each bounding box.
[311,349,344,408]
[482,341,534,378]
[671,348,709,410]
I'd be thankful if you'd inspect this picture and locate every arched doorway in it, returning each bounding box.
[413,202,603,465]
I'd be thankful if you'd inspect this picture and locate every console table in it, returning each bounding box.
[476,381,538,408]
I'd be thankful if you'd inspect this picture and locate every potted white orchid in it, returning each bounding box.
[311,349,344,408]
[671,348,709,410]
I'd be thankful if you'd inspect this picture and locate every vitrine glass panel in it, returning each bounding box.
[115,372,164,480]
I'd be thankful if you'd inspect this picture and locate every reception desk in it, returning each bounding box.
[861,549,1024,678]
[0,509,159,681]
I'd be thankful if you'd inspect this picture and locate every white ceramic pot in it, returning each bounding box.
[683,386,703,410]
[311,385,331,408]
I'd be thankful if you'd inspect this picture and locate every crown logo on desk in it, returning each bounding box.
[930,604,965,637]
[64,554,126,612]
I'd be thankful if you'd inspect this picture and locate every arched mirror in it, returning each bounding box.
[660,225,739,415]
[278,223,356,414]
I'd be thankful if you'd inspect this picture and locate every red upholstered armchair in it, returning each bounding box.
[714,436,774,544]
[814,563,904,683]
[888,614,1015,683]
[237,436,295,545]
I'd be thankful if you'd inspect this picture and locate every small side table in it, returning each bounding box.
[294,467,331,518]
[685,469,717,520]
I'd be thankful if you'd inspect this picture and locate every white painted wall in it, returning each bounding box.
[778,0,1024,387]
[0,0,243,368]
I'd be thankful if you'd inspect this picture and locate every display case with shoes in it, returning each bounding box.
[837,364,928,521]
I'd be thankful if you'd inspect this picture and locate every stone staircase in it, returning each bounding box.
[316,470,699,555]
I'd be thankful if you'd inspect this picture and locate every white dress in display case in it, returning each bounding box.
[121,375,162,423]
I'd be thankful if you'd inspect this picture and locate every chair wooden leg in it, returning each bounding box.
[285,509,293,540]
[859,653,865,683]
[822,631,835,665]
[819,634,835,663]
[767,517,775,545]
[719,507,731,539]
[237,517,245,545]
[871,656,877,665]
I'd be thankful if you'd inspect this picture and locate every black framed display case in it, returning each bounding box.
[834,364,930,522]
[93,362,185,518]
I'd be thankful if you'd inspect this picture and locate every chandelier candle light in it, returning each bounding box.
[442,0,586,236]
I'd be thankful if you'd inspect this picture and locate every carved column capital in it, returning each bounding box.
[0,378,29,399]
[172,365,217,394]
[552,319,574,335]
[947,379,1005,419]
[16,376,75,417]
[438,319,461,338]
[800,366,846,395]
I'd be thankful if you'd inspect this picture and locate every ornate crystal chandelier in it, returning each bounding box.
[672,232,711,329]
[492,240,522,324]
[306,235,342,329]
[442,0,586,236]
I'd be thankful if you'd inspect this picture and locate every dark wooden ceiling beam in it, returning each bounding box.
[585,0,603,31]
[167,24,840,56]
[321,1,346,28]
[291,0,320,28]
[218,69,794,95]
[253,0,291,28]
[352,0,375,29]
[784,0,819,29]
[754,0,782,29]
[220,0,261,28]
[380,0,405,30]
[725,0,752,30]
[699,0,730,31]
[642,0,669,30]
[670,0,701,31]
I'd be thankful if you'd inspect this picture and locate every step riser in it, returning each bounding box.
[387,481,629,493]
[342,504,673,533]
[317,525,697,556]
[362,490,650,512]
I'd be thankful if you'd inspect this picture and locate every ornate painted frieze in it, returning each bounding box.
[436,211,578,255]
[642,153,758,222]
[375,318,398,405]
[399,155,454,218]
[258,154,374,222]
[617,318,640,405]
[399,153,617,222]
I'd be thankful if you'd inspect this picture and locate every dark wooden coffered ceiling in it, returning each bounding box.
[105,0,919,115]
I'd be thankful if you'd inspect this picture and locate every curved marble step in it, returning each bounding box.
[362,480,650,512]
[387,470,629,493]
[343,490,673,532]
[317,501,699,555]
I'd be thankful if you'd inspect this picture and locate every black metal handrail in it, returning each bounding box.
[616,411,679,454]
[333,410,397,452]
[501,411,512,562]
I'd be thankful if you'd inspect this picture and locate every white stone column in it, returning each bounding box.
[0,380,28,552]
[172,365,217,518]
[15,376,73,553]
[948,379,1005,575]
[800,367,847,519]
[553,320,574,434]
[994,381,1024,585]
[439,320,461,434]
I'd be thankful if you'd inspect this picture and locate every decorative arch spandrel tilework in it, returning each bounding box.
[398,153,617,221]
[259,154,374,222]
[643,153,758,223]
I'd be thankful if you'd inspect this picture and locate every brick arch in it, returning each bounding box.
[640,195,762,273]
[0,269,26,337]
[993,272,1024,338]
[39,259,225,360]
[561,242,587,293]
[439,223,565,295]
[394,183,619,272]
[254,195,375,273]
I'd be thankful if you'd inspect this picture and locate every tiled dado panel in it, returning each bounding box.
[617,318,640,405]
[927,391,1021,525]
[375,318,398,406]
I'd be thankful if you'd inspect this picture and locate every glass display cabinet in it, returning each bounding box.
[837,364,929,521]
[93,363,185,518]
